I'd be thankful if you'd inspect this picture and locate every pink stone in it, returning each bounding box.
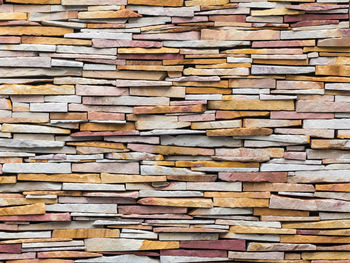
[88,112,125,121]
[286,3,348,11]
[104,251,159,256]
[83,191,139,198]
[118,205,187,214]
[0,98,8,109]
[0,244,21,254]
[160,249,227,258]
[284,14,348,23]
[0,252,35,260]
[0,51,36,57]
[93,39,162,48]
[10,95,44,102]
[0,36,20,44]
[252,40,315,48]
[291,20,339,28]
[72,162,139,174]
[76,85,129,96]
[133,31,200,41]
[178,113,215,122]
[172,16,208,23]
[118,54,183,60]
[284,152,307,160]
[0,224,17,230]
[127,143,156,153]
[296,101,350,113]
[122,213,192,219]
[0,213,71,221]
[219,172,287,183]
[76,58,126,65]
[209,15,246,22]
[180,240,245,251]
[0,20,40,26]
[270,111,334,119]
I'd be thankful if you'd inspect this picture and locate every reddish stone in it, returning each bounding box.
[219,172,287,183]
[70,131,139,137]
[0,244,21,254]
[0,213,71,221]
[93,39,162,48]
[118,205,187,214]
[287,3,348,11]
[180,240,245,251]
[297,229,320,235]
[103,251,160,256]
[38,251,102,258]
[252,40,315,48]
[270,111,334,119]
[160,249,227,258]
[291,20,339,28]
[284,14,348,23]
[118,54,183,60]
[209,15,246,22]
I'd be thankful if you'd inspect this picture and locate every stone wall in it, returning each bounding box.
[0,0,348,262]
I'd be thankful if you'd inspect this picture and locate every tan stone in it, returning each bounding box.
[0,27,73,36]
[202,29,280,41]
[0,84,74,95]
[316,184,350,192]
[244,119,301,128]
[230,225,296,235]
[251,8,303,16]
[283,220,350,229]
[119,65,183,72]
[254,208,309,217]
[302,252,350,260]
[134,104,204,114]
[0,177,16,184]
[186,0,228,6]
[207,128,273,136]
[0,203,45,215]
[2,124,70,134]
[216,111,270,119]
[244,183,314,192]
[79,9,142,19]
[80,123,135,131]
[18,174,101,183]
[316,65,350,76]
[138,198,213,208]
[52,229,120,238]
[208,99,294,110]
[22,36,91,46]
[67,141,125,149]
[281,235,350,243]
[214,197,269,208]
[101,173,166,183]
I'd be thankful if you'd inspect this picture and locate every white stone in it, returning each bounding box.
[3,163,71,174]
[76,254,159,263]
[46,204,117,213]
[0,44,56,52]
[141,165,204,176]
[161,135,242,147]
[62,183,125,191]
[139,190,203,197]
[51,59,83,67]
[187,182,242,192]
[30,103,67,112]
[56,45,116,55]
[252,65,315,74]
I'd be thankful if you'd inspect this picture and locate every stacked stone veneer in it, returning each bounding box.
[0,0,348,262]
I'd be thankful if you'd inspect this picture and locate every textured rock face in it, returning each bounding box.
[0,0,348,262]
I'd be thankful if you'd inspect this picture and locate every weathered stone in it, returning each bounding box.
[220,172,287,183]
[207,128,272,136]
[85,238,179,251]
[138,198,213,208]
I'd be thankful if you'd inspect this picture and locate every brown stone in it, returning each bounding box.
[138,198,213,208]
[219,172,287,183]
[207,128,272,136]
[52,229,120,238]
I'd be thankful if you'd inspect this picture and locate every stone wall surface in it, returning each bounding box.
[0,0,347,262]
